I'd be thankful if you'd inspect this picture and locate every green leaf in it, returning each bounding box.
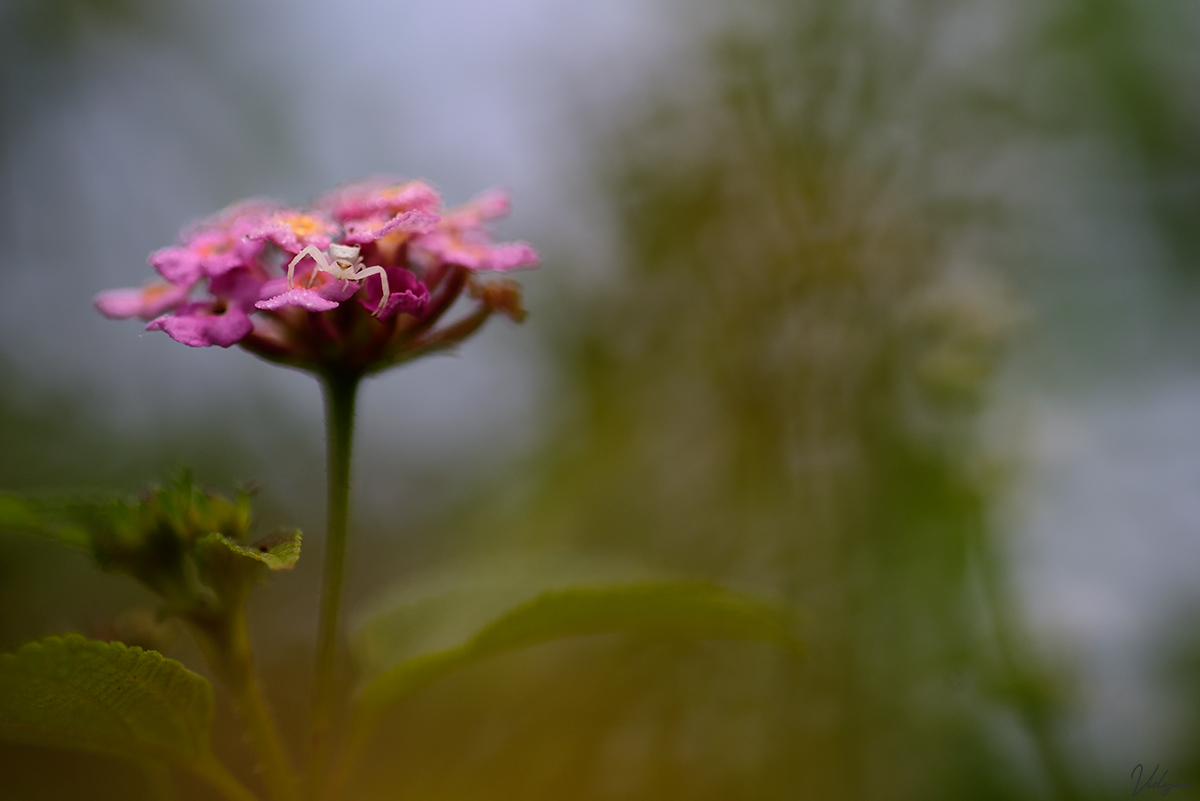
[353,551,660,677]
[353,581,802,726]
[0,494,42,531]
[198,528,302,572]
[0,634,214,769]
[0,494,91,549]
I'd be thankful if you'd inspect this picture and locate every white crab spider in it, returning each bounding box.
[286,243,392,316]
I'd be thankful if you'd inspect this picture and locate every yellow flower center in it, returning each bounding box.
[281,213,326,237]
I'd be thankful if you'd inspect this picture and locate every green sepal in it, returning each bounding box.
[353,581,802,727]
[0,634,214,769]
[197,528,302,576]
[1,476,301,619]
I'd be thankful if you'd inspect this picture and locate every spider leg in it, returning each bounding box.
[355,265,390,316]
[286,246,330,290]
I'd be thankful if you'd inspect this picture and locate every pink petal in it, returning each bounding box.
[343,210,440,245]
[180,197,280,241]
[149,247,204,286]
[146,306,253,348]
[204,307,255,347]
[259,277,289,301]
[372,289,428,320]
[320,177,441,221]
[446,189,511,227]
[359,266,429,319]
[95,283,189,320]
[210,268,267,306]
[480,242,540,271]
[318,279,361,303]
[246,210,337,254]
[95,288,147,319]
[146,314,211,347]
[413,231,486,269]
[256,288,341,312]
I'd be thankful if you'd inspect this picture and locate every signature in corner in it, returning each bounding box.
[1132,764,1195,797]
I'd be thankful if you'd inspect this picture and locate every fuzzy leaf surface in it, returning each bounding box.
[0,634,214,768]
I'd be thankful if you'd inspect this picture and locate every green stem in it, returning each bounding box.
[970,525,1082,801]
[140,761,179,801]
[193,755,263,801]
[193,609,300,801]
[320,718,370,801]
[308,372,360,795]
[230,658,300,801]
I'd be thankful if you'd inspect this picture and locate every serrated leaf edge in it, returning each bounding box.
[199,529,302,571]
[0,634,214,765]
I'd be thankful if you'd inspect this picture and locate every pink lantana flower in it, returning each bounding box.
[149,199,277,286]
[146,301,254,348]
[343,209,439,246]
[247,210,339,254]
[321,178,441,247]
[144,266,264,348]
[97,176,537,375]
[95,282,190,321]
[412,189,539,272]
[320,177,440,221]
[358,266,429,319]
[256,271,360,313]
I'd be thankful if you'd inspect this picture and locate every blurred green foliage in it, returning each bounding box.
[1044,0,1200,274]
[342,2,1047,798]
[2,0,149,54]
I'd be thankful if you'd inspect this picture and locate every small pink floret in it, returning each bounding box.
[153,199,277,285]
[256,288,340,312]
[180,198,280,240]
[146,303,253,348]
[247,211,337,254]
[343,210,440,245]
[94,283,189,320]
[480,242,539,271]
[359,266,429,319]
[255,271,360,312]
[446,189,511,227]
[409,189,538,272]
[321,177,441,222]
[414,232,539,272]
[149,247,204,287]
[209,268,268,306]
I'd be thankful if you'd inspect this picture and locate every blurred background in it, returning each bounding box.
[3,0,1200,798]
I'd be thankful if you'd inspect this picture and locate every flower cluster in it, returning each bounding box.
[96,178,538,376]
